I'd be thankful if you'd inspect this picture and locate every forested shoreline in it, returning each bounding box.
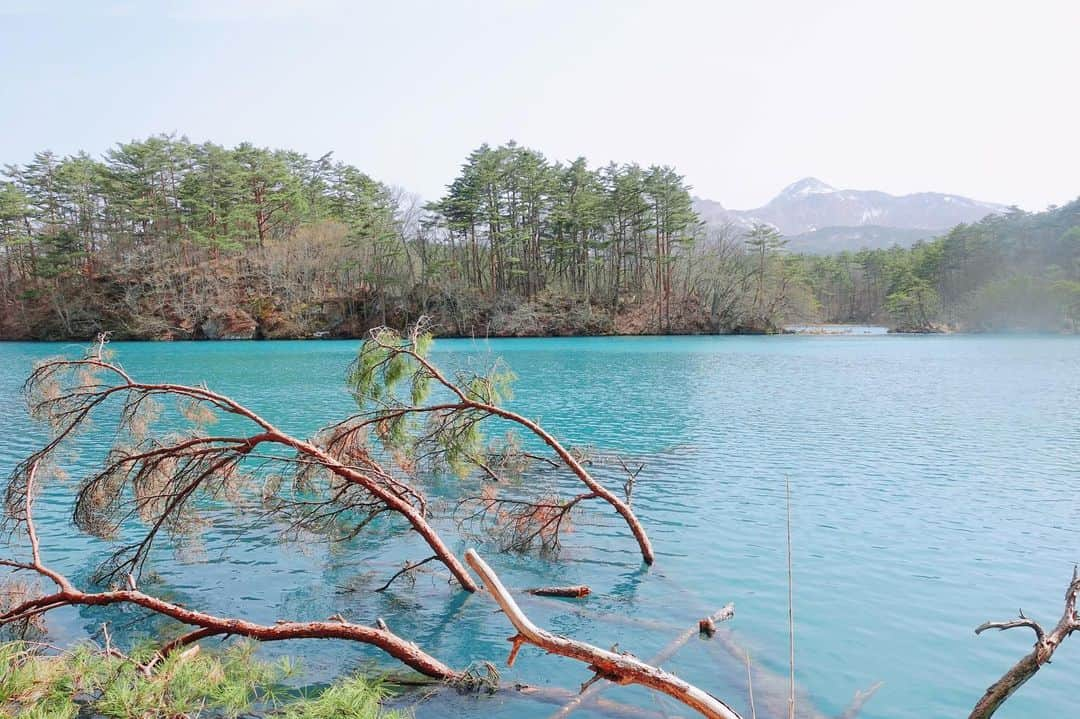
[1,135,1077,341]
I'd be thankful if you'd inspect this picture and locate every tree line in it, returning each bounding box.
[794,203,1080,331]
[0,134,1076,339]
[0,136,723,338]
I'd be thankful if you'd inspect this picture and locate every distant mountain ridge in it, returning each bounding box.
[694,178,1006,253]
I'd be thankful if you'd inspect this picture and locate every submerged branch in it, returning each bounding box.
[549,603,735,719]
[527,585,591,598]
[464,548,742,719]
[0,467,463,680]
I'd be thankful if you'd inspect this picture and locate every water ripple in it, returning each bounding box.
[1,335,1078,719]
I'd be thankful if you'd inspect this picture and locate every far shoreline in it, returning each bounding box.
[4,326,1078,343]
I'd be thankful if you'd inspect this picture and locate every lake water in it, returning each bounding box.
[1,335,1078,719]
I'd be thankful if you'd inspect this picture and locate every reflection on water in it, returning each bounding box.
[1,335,1078,719]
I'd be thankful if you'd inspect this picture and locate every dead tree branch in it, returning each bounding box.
[549,603,735,719]
[0,464,463,680]
[969,567,1080,719]
[375,555,440,592]
[835,682,883,719]
[464,548,742,719]
[528,585,591,598]
[457,490,595,554]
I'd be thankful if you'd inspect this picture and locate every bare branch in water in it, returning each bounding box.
[465,548,743,719]
[375,555,441,592]
[835,682,883,719]
[969,567,1080,719]
[456,488,596,555]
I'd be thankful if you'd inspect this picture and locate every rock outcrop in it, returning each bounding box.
[200,308,258,340]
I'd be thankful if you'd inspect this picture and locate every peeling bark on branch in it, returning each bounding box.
[464,548,742,719]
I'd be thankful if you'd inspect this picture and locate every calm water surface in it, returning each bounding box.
[1,335,1078,719]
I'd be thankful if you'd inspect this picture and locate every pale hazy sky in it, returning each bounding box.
[1,0,1077,210]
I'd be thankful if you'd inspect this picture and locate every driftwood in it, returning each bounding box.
[549,603,736,719]
[654,605,735,666]
[528,585,591,598]
[969,567,1080,719]
[465,548,743,719]
[0,463,462,681]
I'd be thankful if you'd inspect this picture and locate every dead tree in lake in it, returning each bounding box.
[1,463,746,716]
[0,330,655,684]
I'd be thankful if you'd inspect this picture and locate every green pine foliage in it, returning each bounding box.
[795,202,1080,330]
[0,641,399,719]
[0,134,1075,337]
[346,330,520,478]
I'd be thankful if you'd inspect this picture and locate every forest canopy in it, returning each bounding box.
[0,134,1076,340]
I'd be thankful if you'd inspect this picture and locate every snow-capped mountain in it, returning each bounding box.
[693,178,1005,253]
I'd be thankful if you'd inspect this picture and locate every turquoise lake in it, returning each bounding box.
[1,335,1078,718]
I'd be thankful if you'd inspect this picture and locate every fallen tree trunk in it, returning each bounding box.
[528,585,591,598]
[549,603,735,719]
[464,548,743,719]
